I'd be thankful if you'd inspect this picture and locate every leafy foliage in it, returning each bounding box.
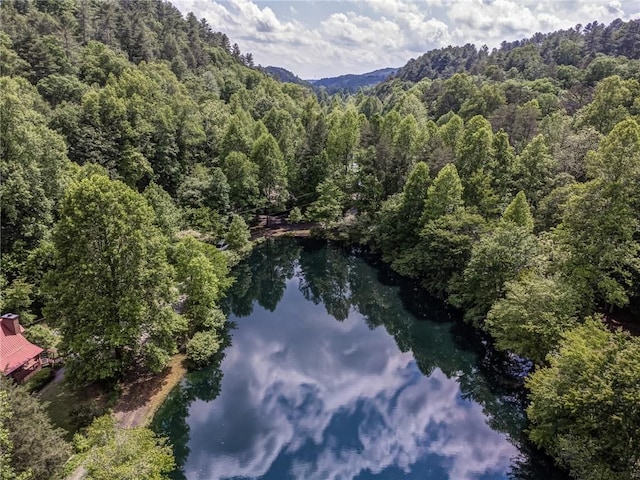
[225,214,251,253]
[450,224,540,327]
[527,319,640,480]
[44,173,182,384]
[501,191,534,231]
[306,178,345,227]
[485,273,580,365]
[173,236,231,337]
[187,329,221,368]
[2,2,640,478]
[0,377,71,480]
[71,415,175,480]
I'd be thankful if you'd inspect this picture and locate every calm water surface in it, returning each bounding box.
[153,239,563,480]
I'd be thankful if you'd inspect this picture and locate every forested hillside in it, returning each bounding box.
[387,19,640,84]
[1,0,640,479]
[264,65,311,88]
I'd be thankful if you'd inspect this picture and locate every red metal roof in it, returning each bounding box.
[0,322,43,375]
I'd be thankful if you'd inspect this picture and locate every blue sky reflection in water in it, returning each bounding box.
[154,239,556,480]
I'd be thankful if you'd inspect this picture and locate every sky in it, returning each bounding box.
[171,0,640,79]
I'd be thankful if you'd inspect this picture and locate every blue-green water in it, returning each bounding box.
[153,239,563,480]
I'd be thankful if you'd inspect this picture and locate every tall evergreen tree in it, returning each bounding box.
[502,191,534,231]
[420,164,464,224]
[398,162,431,238]
[251,133,288,210]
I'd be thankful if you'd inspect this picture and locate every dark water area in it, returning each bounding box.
[152,238,566,480]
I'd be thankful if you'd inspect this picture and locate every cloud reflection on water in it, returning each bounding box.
[182,279,517,480]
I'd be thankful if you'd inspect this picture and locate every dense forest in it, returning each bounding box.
[1,0,640,479]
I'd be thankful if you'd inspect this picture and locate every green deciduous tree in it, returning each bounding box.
[435,73,480,118]
[438,113,464,149]
[78,40,129,86]
[450,224,540,327]
[398,162,431,236]
[556,119,640,311]
[306,178,345,228]
[186,329,221,368]
[586,118,640,188]
[0,388,26,480]
[222,151,261,214]
[558,179,639,311]
[0,278,36,325]
[491,129,516,198]
[225,214,251,253]
[393,211,486,297]
[67,63,203,192]
[383,113,422,195]
[0,377,71,480]
[455,115,494,179]
[44,174,182,384]
[37,74,88,106]
[513,134,556,206]
[373,193,404,262]
[24,324,61,351]
[527,319,640,480]
[177,164,230,216]
[485,272,580,365]
[579,75,637,134]
[263,106,300,179]
[1,77,71,268]
[143,182,183,236]
[173,237,230,336]
[326,105,360,173]
[287,207,304,224]
[219,114,253,159]
[72,415,175,480]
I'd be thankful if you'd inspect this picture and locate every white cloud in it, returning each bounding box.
[321,12,404,49]
[180,298,519,480]
[171,0,640,79]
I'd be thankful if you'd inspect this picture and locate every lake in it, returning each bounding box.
[153,238,564,480]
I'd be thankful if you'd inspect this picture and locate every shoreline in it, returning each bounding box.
[113,353,187,428]
[112,222,318,430]
[249,215,315,241]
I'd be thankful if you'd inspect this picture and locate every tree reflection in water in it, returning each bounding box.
[153,238,565,480]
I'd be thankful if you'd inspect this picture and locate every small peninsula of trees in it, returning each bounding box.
[1,0,640,478]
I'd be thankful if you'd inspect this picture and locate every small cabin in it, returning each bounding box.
[0,313,44,383]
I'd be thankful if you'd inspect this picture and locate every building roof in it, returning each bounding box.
[0,321,43,375]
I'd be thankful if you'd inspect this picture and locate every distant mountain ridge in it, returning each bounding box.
[264,66,398,93]
[308,67,399,93]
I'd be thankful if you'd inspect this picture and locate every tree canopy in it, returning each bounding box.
[44,173,182,384]
[1,2,640,478]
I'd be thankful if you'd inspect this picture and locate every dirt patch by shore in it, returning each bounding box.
[113,354,187,428]
[250,215,315,240]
